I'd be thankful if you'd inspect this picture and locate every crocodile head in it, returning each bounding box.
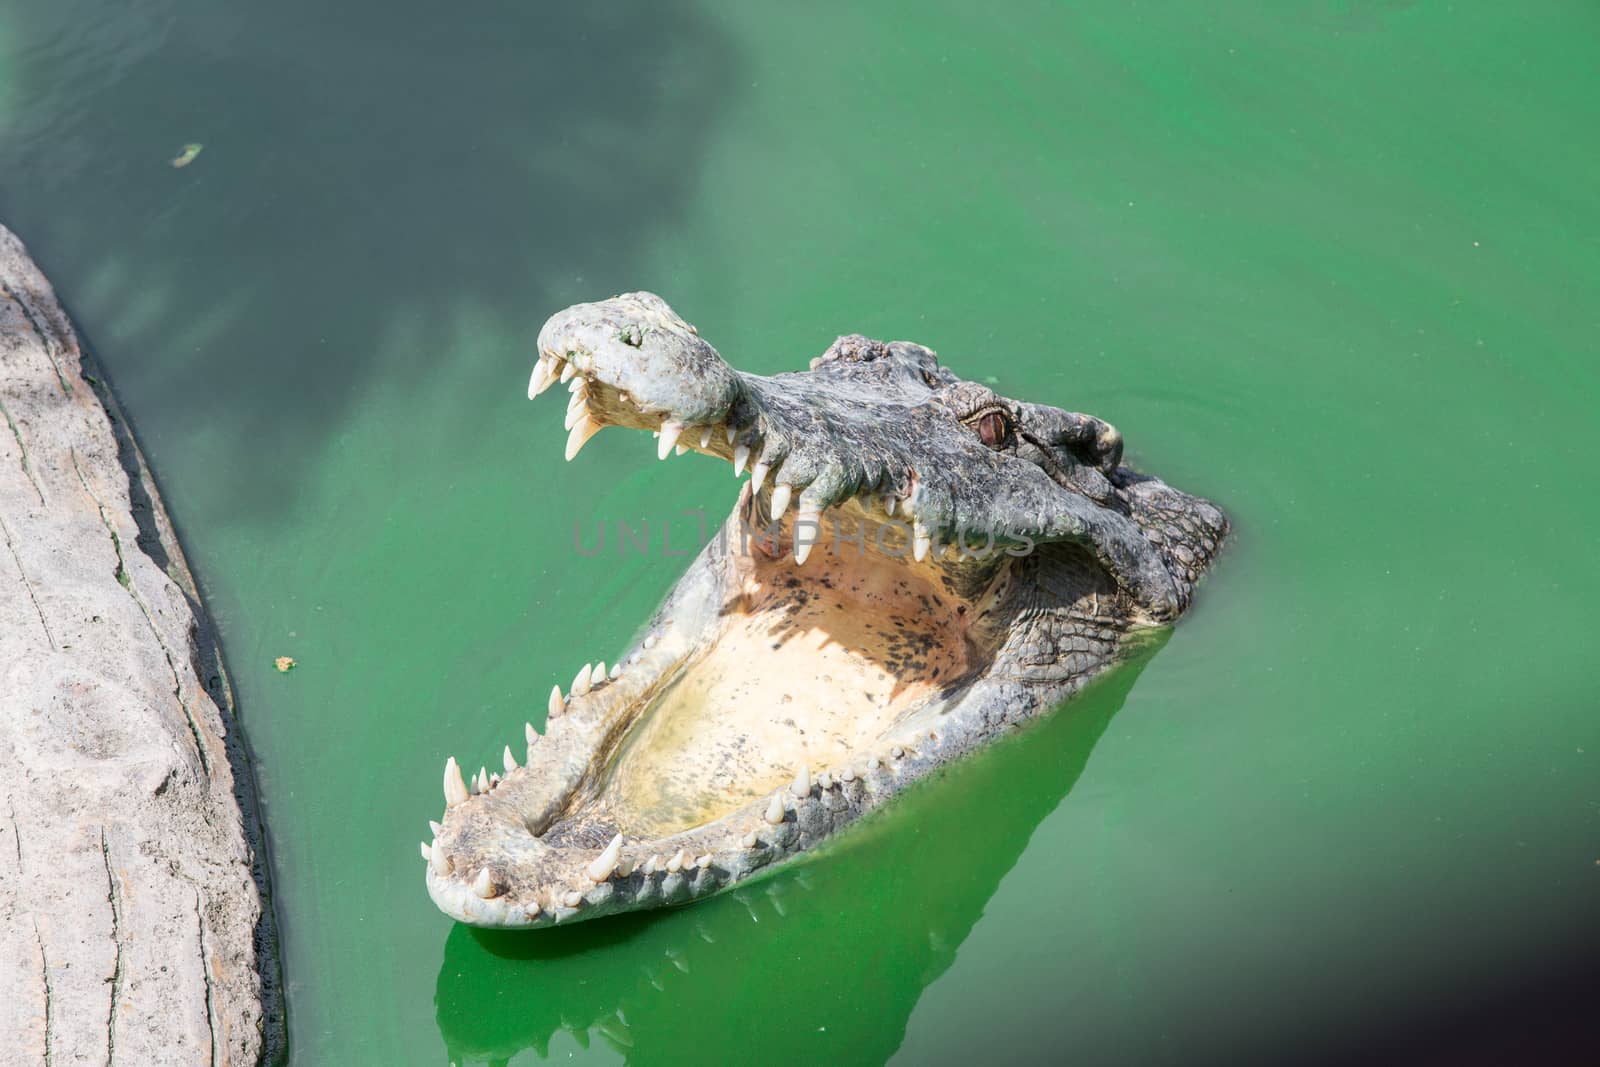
[423,292,1227,927]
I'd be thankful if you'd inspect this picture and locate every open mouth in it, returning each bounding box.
[601,495,982,837]
[422,293,1225,927]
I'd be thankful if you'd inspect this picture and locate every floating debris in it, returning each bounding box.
[274,656,296,673]
[170,143,204,168]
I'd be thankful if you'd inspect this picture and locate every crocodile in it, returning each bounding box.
[423,292,1227,927]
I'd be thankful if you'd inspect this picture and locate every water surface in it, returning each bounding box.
[2,1,1596,1063]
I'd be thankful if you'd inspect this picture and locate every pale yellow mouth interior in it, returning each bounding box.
[601,539,981,837]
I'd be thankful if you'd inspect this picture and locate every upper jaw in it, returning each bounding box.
[531,294,1105,562]
[533,292,743,427]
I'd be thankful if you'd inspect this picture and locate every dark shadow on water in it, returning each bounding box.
[434,639,1167,1064]
[0,3,737,1057]
[0,0,737,519]
[468,905,660,964]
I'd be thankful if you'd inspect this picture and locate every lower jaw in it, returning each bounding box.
[425,496,1073,928]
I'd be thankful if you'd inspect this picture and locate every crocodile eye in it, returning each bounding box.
[975,411,1011,449]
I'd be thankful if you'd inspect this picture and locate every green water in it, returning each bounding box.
[3,1,1597,1062]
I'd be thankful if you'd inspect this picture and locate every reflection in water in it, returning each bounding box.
[435,638,1165,1064]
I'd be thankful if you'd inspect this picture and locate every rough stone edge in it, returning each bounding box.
[0,222,286,1064]
[80,328,289,1067]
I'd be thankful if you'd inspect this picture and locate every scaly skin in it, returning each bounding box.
[423,293,1227,928]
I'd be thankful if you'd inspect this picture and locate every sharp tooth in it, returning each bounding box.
[840,767,856,782]
[794,508,820,565]
[751,462,770,492]
[489,772,501,788]
[912,520,931,562]
[764,792,785,824]
[430,840,451,875]
[559,360,578,383]
[525,722,538,746]
[675,443,689,456]
[567,375,585,393]
[420,840,432,862]
[565,416,603,461]
[586,833,624,882]
[503,746,518,774]
[643,855,661,875]
[563,406,587,431]
[593,660,606,682]
[868,757,882,770]
[817,771,832,790]
[699,426,713,448]
[609,662,621,679]
[616,857,635,878]
[769,484,791,516]
[741,830,760,848]
[562,890,583,908]
[429,820,443,836]
[658,421,685,459]
[478,767,489,792]
[473,869,495,898]
[528,358,557,398]
[789,764,811,798]
[444,757,469,808]
[695,854,712,869]
[725,425,738,444]
[572,663,593,696]
[549,684,564,719]
[666,849,686,873]
[891,746,905,759]
[525,900,542,919]
[732,444,750,475]
[884,494,897,516]
[566,384,587,410]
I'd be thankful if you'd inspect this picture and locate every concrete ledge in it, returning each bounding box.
[0,224,282,1065]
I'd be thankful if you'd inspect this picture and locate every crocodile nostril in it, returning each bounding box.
[1097,425,1123,471]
